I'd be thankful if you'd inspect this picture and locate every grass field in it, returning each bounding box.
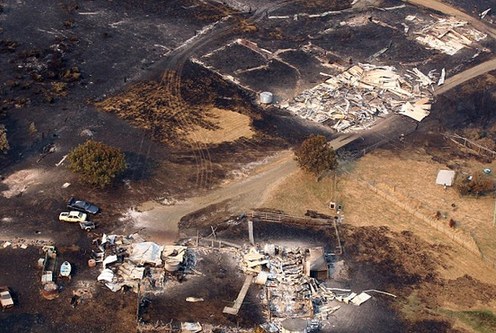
[440,309,496,333]
[261,147,496,289]
[262,169,335,216]
[185,107,254,144]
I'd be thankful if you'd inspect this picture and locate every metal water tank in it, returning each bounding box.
[281,318,308,333]
[260,91,273,104]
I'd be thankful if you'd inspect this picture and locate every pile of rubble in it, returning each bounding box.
[282,63,436,131]
[1,238,53,249]
[239,244,378,332]
[93,233,195,293]
[88,230,392,332]
[409,15,487,56]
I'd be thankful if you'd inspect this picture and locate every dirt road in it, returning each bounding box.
[405,0,496,38]
[134,0,496,242]
[435,57,496,95]
[405,1,496,93]
[133,150,298,242]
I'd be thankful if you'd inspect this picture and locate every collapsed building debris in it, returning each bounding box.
[93,234,194,293]
[304,247,328,281]
[181,321,202,333]
[163,245,187,272]
[280,318,309,333]
[40,246,59,300]
[406,15,487,56]
[89,224,392,331]
[283,63,434,130]
[223,275,254,315]
[227,244,381,331]
[480,8,491,20]
[128,242,164,266]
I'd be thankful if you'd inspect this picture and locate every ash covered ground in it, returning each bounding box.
[1,0,496,332]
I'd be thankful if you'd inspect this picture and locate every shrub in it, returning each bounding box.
[68,140,126,188]
[454,171,495,197]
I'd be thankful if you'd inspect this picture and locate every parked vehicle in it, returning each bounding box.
[67,198,99,215]
[59,261,72,278]
[79,221,96,231]
[0,287,14,309]
[59,211,87,223]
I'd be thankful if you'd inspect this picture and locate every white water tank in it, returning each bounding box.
[259,91,273,104]
[281,318,308,333]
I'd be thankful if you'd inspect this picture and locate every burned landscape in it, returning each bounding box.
[2,0,496,332]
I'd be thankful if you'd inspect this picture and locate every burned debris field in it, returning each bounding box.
[2,0,496,333]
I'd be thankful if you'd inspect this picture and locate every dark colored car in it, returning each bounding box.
[67,198,100,215]
[79,221,96,231]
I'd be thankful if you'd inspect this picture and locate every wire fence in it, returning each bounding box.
[362,178,496,269]
[336,125,496,269]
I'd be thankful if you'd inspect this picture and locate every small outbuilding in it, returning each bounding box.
[435,170,456,187]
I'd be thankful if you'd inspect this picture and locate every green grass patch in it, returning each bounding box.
[440,309,496,333]
[400,291,424,320]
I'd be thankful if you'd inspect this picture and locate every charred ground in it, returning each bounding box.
[1,0,496,332]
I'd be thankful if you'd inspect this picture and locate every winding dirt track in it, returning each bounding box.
[134,151,298,242]
[153,0,299,189]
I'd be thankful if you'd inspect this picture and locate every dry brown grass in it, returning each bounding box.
[340,149,496,283]
[259,148,496,333]
[95,80,208,143]
[261,169,335,216]
[346,149,496,262]
[261,148,496,285]
[183,107,254,144]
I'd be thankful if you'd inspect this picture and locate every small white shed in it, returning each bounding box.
[435,170,456,187]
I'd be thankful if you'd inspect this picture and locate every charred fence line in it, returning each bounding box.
[248,210,330,226]
[248,210,343,255]
[356,137,392,158]
[444,133,496,159]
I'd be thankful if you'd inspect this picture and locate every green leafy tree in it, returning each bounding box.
[68,140,126,188]
[0,125,9,153]
[295,135,337,176]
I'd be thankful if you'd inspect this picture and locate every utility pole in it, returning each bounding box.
[493,191,496,226]
[491,172,496,227]
[136,281,141,325]
[333,170,337,202]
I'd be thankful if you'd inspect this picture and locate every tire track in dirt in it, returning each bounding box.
[134,150,298,243]
[152,0,299,189]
